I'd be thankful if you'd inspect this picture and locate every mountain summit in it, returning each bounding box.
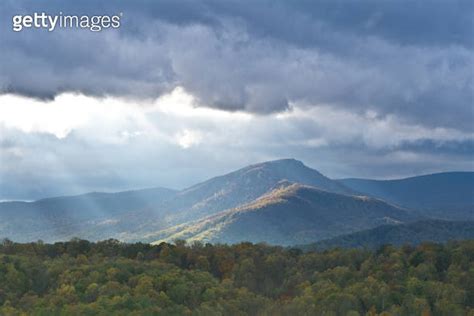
[233,158,353,195]
[166,158,354,222]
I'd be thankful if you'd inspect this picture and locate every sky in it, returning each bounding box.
[0,0,473,200]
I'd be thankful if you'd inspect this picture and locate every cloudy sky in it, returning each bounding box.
[0,0,473,200]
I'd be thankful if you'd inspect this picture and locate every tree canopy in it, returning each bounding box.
[0,238,473,315]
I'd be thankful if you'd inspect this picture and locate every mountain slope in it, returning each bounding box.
[150,183,416,246]
[0,159,353,243]
[162,158,355,223]
[302,220,474,251]
[2,160,471,245]
[339,172,474,220]
[0,187,177,242]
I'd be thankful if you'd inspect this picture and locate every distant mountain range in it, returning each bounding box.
[301,220,474,251]
[340,172,474,220]
[0,159,472,247]
[0,187,177,242]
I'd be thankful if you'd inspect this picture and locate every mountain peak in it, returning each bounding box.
[168,158,354,224]
[238,158,323,179]
[263,158,303,165]
[232,158,352,195]
[247,158,306,170]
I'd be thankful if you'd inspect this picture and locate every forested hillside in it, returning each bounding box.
[0,159,356,243]
[1,161,472,245]
[0,238,473,315]
[151,183,415,245]
[303,220,474,251]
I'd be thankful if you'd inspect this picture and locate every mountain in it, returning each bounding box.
[302,220,474,251]
[0,159,354,243]
[160,158,355,223]
[1,160,471,245]
[0,187,177,242]
[149,183,416,246]
[339,172,474,220]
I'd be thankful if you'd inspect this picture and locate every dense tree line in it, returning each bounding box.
[0,238,473,315]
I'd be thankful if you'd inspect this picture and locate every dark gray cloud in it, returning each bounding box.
[0,0,473,131]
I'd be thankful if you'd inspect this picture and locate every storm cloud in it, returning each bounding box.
[1,0,473,131]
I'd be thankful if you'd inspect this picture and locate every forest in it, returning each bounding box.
[0,238,473,315]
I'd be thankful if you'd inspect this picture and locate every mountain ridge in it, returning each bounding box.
[339,171,474,220]
[149,182,417,246]
[0,159,472,245]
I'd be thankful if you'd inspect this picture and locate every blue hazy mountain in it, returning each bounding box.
[0,159,354,242]
[0,187,177,219]
[0,160,472,245]
[0,187,177,242]
[302,220,474,251]
[339,172,474,220]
